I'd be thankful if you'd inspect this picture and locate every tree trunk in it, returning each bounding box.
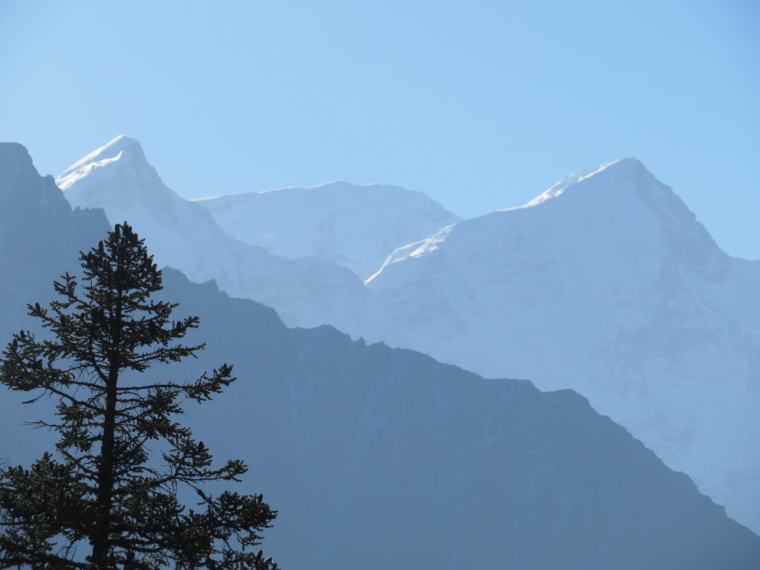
[91,294,122,568]
[90,364,118,568]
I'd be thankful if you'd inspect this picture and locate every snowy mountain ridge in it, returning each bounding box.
[5,140,760,567]
[55,136,760,536]
[58,134,242,282]
[514,156,660,206]
[364,156,760,532]
[58,136,383,336]
[194,179,461,280]
[57,135,146,192]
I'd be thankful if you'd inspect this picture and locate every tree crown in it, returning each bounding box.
[0,222,277,569]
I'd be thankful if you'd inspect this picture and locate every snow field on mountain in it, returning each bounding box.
[57,136,760,535]
[364,158,760,532]
[195,180,461,281]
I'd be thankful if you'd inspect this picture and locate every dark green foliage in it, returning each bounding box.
[0,223,277,569]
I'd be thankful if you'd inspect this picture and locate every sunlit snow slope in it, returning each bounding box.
[58,136,381,332]
[195,182,460,280]
[366,157,760,533]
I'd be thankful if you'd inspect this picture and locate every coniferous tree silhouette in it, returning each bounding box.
[0,223,277,569]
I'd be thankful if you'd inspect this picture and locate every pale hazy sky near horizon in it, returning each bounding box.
[1,1,758,258]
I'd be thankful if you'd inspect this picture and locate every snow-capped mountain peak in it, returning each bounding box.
[55,135,243,284]
[368,156,679,292]
[55,136,379,333]
[57,135,149,191]
[363,158,760,532]
[514,156,642,208]
[507,156,719,254]
[55,134,180,218]
[514,155,725,275]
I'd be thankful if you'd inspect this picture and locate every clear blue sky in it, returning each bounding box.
[2,1,758,258]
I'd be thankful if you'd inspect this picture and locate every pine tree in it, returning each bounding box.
[0,223,278,569]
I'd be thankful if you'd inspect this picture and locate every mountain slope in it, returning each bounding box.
[57,140,760,534]
[1,142,759,568]
[195,181,461,280]
[161,269,760,569]
[0,142,108,333]
[57,135,241,286]
[366,157,760,532]
[0,143,110,460]
[57,136,381,331]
